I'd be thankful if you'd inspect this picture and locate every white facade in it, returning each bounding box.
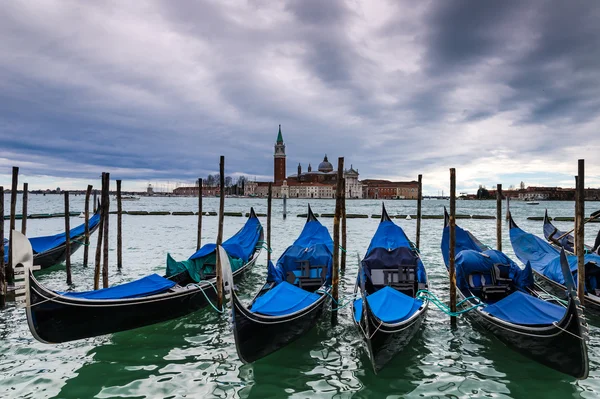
[344,167,363,199]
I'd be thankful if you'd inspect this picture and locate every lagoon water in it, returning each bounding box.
[1,195,600,398]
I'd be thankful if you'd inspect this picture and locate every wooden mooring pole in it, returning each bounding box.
[283,194,287,220]
[117,179,123,269]
[93,190,98,212]
[94,174,105,290]
[267,182,272,265]
[506,196,510,221]
[332,157,344,323]
[496,184,502,251]
[416,174,423,250]
[8,166,18,284]
[449,168,457,326]
[102,173,110,288]
[341,178,347,272]
[83,185,92,267]
[216,156,225,308]
[197,178,203,251]
[0,187,5,307]
[64,191,72,285]
[577,160,585,304]
[575,176,579,255]
[21,182,28,235]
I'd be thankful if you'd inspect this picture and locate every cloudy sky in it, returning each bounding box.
[0,0,598,194]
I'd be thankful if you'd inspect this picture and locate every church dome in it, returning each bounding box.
[318,155,333,172]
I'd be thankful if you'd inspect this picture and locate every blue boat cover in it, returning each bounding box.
[543,219,574,253]
[267,218,333,285]
[441,222,488,267]
[58,274,175,300]
[455,249,534,292]
[3,211,102,262]
[166,214,262,281]
[485,291,566,325]
[354,286,423,323]
[362,220,426,284]
[250,281,320,316]
[510,224,600,290]
[188,215,262,262]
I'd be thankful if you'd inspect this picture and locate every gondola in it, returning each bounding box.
[15,208,263,344]
[510,213,600,317]
[4,206,102,269]
[543,210,600,254]
[223,206,333,363]
[352,204,429,373]
[441,209,589,379]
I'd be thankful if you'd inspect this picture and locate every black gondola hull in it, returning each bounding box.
[355,304,427,373]
[231,288,329,364]
[459,291,588,379]
[532,270,600,318]
[26,255,259,343]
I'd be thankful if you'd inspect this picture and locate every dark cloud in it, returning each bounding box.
[0,0,599,191]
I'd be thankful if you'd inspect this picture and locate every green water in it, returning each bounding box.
[1,196,599,398]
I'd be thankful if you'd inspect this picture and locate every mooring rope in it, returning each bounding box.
[316,289,356,311]
[189,280,225,314]
[416,289,484,316]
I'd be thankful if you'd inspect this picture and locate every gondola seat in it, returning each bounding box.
[59,274,176,300]
[250,281,320,316]
[286,260,327,291]
[353,286,422,323]
[485,291,566,325]
[370,264,418,297]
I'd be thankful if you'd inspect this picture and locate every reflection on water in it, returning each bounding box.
[1,198,600,398]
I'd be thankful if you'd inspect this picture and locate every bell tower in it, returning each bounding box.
[274,124,286,183]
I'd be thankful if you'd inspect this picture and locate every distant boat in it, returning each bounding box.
[526,201,540,205]
[406,215,412,220]
[121,196,140,201]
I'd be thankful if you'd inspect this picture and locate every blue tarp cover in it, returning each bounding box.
[362,220,426,284]
[455,249,534,292]
[250,281,320,316]
[354,286,422,323]
[485,291,566,325]
[188,216,262,262]
[441,223,487,267]
[267,218,333,285]
[59,274,175,300]
[4,211,102,262]
[510,224,600,289]
[166,214,262,280]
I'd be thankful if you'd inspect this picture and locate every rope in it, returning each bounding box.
[255,241,272,253]
[316,289,356,311]
[339,246,347,253]
[416,289,484,316]
[189,280,225,314]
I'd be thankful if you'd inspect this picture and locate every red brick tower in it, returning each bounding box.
[274,124,286,183]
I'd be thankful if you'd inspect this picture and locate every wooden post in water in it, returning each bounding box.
[0,187,5,307]
[116,179,123,269]
[215,156,226,308]
[83,185,92,267]
[496,184,502,251]
[416,174,423,250]
[102,173,110,288]
[506,196,510,221]
[21,183,28,235]
[94,174,105,289]
[576,176,579,253]
[267,183,272,265]
[332,157,344,323]
[341,178,347,272]
[449,168,457,326]
[577,160,585,304]
[64,191,72,285]
[93,190,98,212]
[283,194,287,219]
[197,178,203,251]
[8,166,18,284]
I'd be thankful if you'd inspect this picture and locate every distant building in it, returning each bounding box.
[361,179,419,199]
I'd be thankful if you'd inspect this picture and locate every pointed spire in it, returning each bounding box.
[324,154,328,162]
[277,124,283,143]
